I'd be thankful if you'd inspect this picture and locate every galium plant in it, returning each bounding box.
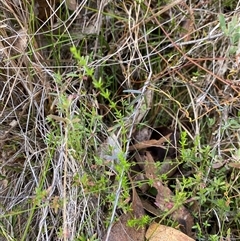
[43,46,136,239]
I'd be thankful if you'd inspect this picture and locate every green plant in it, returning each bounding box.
[218,14,240,54]
[45,46,137,239]
[127,215,151,229]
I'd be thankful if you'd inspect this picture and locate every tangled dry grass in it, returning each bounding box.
[0,0,240,240]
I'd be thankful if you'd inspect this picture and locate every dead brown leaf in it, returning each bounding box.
[228,162,240,169]
[212,159,228,169]
[103,212,145,241]
[129,133,171,151]
[144,151,194,238]
[130,174,145,219]
[146,222,195,241]
[65,0,77,10]
[4,28,28,55]
[141,199,162,217]
[102,175,145,241]
[13,28,28,53]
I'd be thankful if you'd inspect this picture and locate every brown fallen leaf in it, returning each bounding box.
[144,151,194,238]
[212,159,228,169]
[130,174,145,219]
[102,212,145,241]
[65,0,77,10]
[102,174,145,241]
[12,28,28,53]
[146,222,195,241]
[157,158,179,178]
[4,28,28,55]
[141,199,162,217]
[134,151,178,181]
[228,162,240,169]
[129,133,171,151]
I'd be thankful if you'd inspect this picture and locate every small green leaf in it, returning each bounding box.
[218,14,227,34]
[93,77,103,89]
[229,45,237,54]
[101,89,110,99]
